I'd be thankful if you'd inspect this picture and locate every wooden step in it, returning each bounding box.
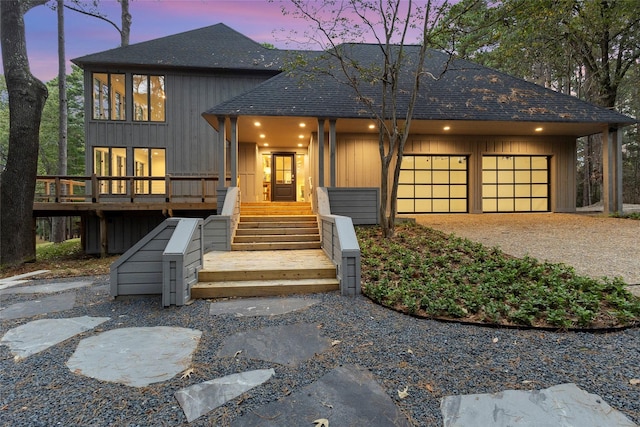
[237,220,318,229]
[193,249,339,299]
[191,278,339,298]
[239,215,316,222]
[240,208,314,215]
[231,241,322,251]
[235,227,320,236]
[234,234,320,244]
[199,266,336,282]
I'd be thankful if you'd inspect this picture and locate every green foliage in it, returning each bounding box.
[38,65,85,175]
[358,223,640,329]
[36,238,83,260]
[610,212,640,220]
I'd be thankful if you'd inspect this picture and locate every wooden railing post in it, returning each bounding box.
[165,175,171,202]
[54,177,61,203]
[91,174,99,203]
[129,176,135,202]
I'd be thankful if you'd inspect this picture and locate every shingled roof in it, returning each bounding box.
[203,44,635,127]
[72,23,284,73]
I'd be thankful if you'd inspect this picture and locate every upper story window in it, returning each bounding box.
[92,73,126,120]
[133,74,165,122]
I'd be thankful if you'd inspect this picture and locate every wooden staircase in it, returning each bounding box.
[191,202,339,298]
[233,202,321,251]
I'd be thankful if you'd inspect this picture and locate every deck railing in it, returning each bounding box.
[35,175,229,204]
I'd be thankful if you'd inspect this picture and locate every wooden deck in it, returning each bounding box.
[192,249,339,298]
[192,202,339,298]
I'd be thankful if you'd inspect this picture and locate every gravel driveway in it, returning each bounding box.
[410,213,640,291]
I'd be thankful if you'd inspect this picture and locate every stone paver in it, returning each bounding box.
[441,382,638,427]
[1,316,110,360]
[0,280,93,296]
[209,297,319,317]
[66,326,202,387]
[231,364,411,426]
[175,369,275,422]
[0,292,76,320]
[217,323,331,367]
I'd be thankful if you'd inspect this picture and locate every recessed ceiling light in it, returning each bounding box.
[299,123,306,128]
[443,126,451,131]
[368,124,375,129]
[535,127,543,132]
[254,121,261,127]
[297,143,303,147]
[263,143,269,147]
[259,134,266,138]
[298,135,304,139]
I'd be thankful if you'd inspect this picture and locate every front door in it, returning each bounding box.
[272,153,296,201]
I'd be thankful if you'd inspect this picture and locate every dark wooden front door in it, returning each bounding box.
[272,153,296,201]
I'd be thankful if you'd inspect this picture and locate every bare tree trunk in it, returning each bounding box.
[0,0,49,267]
[119,0,131,46]
[52,0,68,243]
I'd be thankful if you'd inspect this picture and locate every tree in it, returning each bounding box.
[284,0,473,237]
[1,0,49,268]
[443,0,640,207]
[64,0,131,46]
[52,0,69,243]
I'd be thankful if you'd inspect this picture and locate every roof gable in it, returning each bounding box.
[203,44,635,127]
[72,23,283,72]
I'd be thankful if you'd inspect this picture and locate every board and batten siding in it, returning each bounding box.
[85,212,166,255]
[313,133,577,214]
[238,142,259,202]
[84,70,272,179]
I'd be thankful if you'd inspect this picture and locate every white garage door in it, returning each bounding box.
[398,155,468,213]
[482,155,549,212]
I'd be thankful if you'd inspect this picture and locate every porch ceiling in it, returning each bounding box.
[218,116,613,148]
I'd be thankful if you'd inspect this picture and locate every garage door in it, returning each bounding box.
[398,155,468,213]
[482,155,549,212]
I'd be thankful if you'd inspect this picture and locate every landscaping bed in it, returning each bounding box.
[358,222,640,329]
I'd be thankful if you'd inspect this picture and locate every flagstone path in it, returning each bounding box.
[1,276,637,426]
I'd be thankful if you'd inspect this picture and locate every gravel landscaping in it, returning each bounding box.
[1,276,639,426]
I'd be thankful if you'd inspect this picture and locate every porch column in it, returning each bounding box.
[329,119,337,187]
[217,116,226,190]
[230,116,238,187]
[602,126,623,214]
[317,118,325,187]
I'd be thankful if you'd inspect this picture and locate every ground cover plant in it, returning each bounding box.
[358,222,640,329]
[0,239,114,279]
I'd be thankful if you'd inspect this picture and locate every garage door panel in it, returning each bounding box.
[482,155,549,213]
[397,155,468,214]
[398,184,414,198]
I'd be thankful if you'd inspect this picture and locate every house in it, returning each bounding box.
[72,23,635,255]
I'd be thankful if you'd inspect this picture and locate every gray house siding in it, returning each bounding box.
[311,132,576,215]
[327,187,380,225]
[81,69,273,254]
[85,212,166,255]
[84,71,272,179]
[110,220,177,296]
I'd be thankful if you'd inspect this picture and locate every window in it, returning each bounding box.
[482,155,549,212]
[133,74,165,122]
[92,73,126,120]
[134,148,166,194]
[398,155,468,213]
[93,147,127,194]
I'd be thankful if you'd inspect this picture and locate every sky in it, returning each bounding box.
[17,0,433,83]
[19,0,320,82]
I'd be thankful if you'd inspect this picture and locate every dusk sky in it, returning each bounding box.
[17,0,432,82]
[20,0,323,82]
